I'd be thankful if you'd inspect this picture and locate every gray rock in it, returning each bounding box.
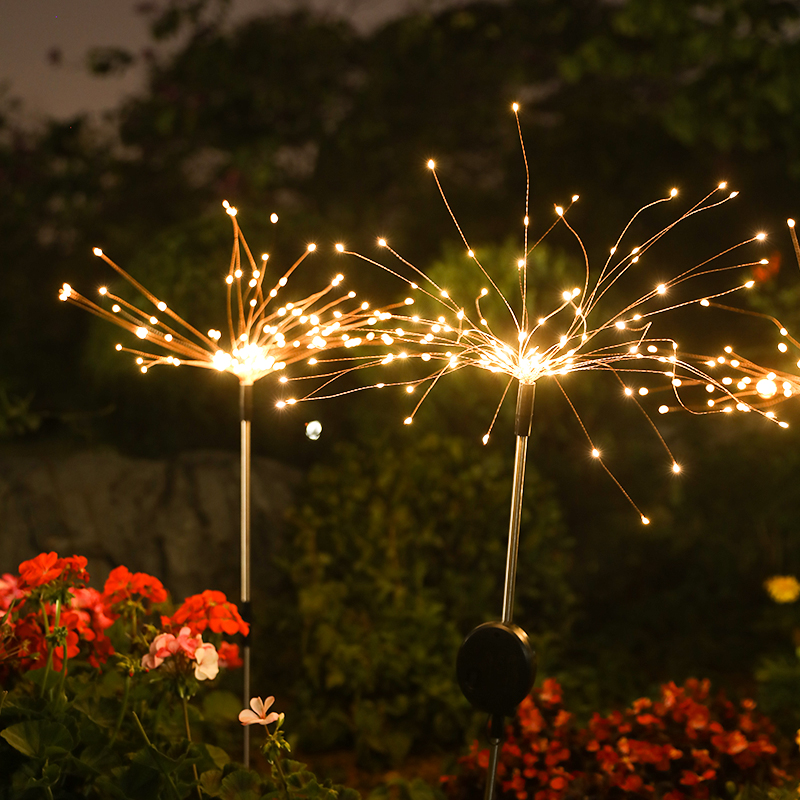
[0,448,299,602]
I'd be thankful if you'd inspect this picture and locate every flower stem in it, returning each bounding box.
[181,695,202,800]
[57,632,69,696]
[132,711,182,800]
[110,675,131,744]
[270,736,291,800]
[38,597,56,698]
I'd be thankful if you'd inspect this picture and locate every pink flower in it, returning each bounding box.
[194,642,219,681]
[173,626,200,658]
[141,627,217,680]
[239,696,281,726]
[142,632,173,670]
[0,573,26,611]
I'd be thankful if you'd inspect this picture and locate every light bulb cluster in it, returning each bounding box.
[314,103,771,523]
[60,203,407,387]
[653,218,800,426]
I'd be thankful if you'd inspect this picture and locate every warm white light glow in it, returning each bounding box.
[60,206,409,389]
[328,120,770,523]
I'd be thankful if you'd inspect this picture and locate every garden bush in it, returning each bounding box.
[274,430,573,766]
[443,678,794,800]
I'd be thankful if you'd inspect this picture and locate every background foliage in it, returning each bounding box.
[4,0,800,771]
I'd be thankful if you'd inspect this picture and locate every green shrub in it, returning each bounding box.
[278,430,573,766]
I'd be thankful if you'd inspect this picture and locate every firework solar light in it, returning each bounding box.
[664,219,800,419]
[329,103,770,798]
[59,202,410,766]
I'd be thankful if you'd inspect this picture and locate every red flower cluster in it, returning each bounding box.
[218,641,243,669]
[443,678,791,800]
[0,552,245,683]
[102,565,167,610]
[18,552,89,590]
[164,590,249,637]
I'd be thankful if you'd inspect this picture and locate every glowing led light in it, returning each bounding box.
[672,463,681,473]
[60,204,409,391]
[329,118,771,523]
[427,159,436,170]
[756,379,778,398]
[591,448,600,458]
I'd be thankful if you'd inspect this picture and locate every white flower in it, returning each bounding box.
[238,695,281,726]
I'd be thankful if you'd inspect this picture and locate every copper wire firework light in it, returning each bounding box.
[59,201,409,767]
[311,102,772,800]
[664,219,800,419]
[318,109,770,524]
[59,201,407,388]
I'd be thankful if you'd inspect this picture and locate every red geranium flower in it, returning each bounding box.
[18,552,88,590]
[18,552,63,588]
[102,565,167,609]
[168,590,249,636]
[217,641,242,669]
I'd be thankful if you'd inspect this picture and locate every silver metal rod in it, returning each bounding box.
[241,417,251,607]
[483,738,502,800]
[501,434,528,625]
[240,382,252,769]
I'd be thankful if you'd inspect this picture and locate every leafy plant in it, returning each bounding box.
[276,430,572,766]
[0,551,355,799]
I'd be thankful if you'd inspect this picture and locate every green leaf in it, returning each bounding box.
[130,744,181,775]
[115,760,163,800]
[200,768,223,796]
[1,720,74,759]
[219,768,262,800]
[204,743,231,770]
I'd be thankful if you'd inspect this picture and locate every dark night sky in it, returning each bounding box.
[0,0,470,120]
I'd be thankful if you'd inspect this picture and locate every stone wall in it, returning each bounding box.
[0,448,299,601]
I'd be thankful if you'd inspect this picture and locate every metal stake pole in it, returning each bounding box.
[240,382,252,769]
[484,382,535,800]
[501,434,529,626]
